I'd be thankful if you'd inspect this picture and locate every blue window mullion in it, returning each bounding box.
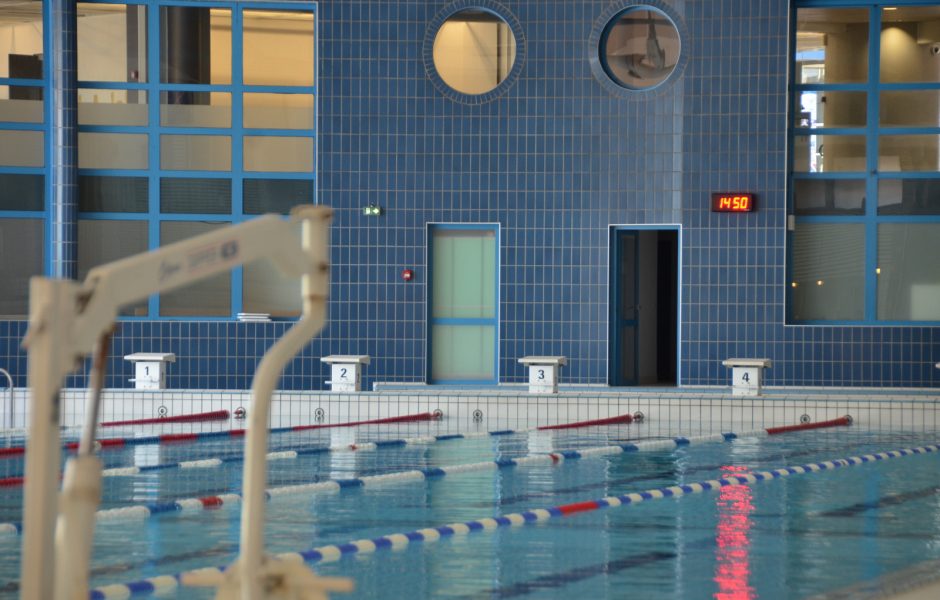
[790,172,869,180]
[231,5,245,316]
[42,0,53,277]
[76,212,149,221]
[148,0,161,318]
[792,127,866,136]
[864,6,880,322]
[0,77,46,87]
[0,122,47,132]
[313,2,319,204]
[0,211,48,219]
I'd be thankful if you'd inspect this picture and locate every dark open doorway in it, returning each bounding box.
[609,227,678,386]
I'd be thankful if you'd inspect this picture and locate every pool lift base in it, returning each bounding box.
[184,556,354,600]
[20,206,350,600]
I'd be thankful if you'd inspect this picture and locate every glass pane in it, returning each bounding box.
[792,134,865,173]
[160,178,231,214]
[78,132,148,169]
[878,223,940,321]
[78,220,148,316]
[78,89,148,126]
[243,93,314,129]
[600,7,680,90]
[244,221,301,317]
[0,130,43,167]
[0,87,43,122]
[243,136,313,172]
[161,135,231,171]
[159,221,230,316]
[431,325,495,381]
[880,7,940,83]
[79,176,147,212]
[0,218,43,317]
[878,178,940,215]
[793,179,865,215]
[879,135,940,172]
[432,229,496,319]
[243,9,314,86]
[243,179,312,214]
[0,174,43,211]
[0,3,44,90]
[160,7,231,85]
[794,91,866,128]
[881,90,940,127]
[77,3,147,82]
[795,8,869,84]
[791,223,865,321]
[160,91,231,127]
[433,9,517,95]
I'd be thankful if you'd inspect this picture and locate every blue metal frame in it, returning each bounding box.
[69,0,317,319]
[788,0,940,325]
[608,224,682,387]
[0,2,53,279]
[426,223,501,385]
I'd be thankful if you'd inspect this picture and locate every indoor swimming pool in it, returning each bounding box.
[1,420,939,599]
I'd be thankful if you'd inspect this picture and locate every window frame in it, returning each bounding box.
[788,0,940,325]
[0,0,51,317]
[76,0,317,320]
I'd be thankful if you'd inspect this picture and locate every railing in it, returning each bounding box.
[0,368,12,429]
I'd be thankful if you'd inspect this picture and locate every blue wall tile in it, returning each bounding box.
[0,0,937,390]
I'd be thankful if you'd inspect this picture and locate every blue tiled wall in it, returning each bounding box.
[1,0,938,390]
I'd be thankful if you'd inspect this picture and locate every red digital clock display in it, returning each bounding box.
[711,193,755,213]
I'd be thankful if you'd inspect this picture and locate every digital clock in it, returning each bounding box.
[711,193,755,213]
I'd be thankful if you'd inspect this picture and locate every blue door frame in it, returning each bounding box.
[426,223,500,385]
[608,225,681,387]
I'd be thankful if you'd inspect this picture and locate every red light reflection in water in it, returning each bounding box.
[713,465,755,600]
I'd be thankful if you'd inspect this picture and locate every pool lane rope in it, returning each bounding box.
[0,416,850,488]
[0,413,641,486]
[89,440,939,599]
[0,417,851,535]
[0,411,439,458]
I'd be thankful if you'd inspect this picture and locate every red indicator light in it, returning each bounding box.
[711,193,755,213]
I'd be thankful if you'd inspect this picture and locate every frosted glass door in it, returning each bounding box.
[429,226,498,383]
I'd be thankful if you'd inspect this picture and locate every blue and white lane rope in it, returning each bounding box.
[89,443,940,599]
[0,429,769,536]
[0,425,620,484]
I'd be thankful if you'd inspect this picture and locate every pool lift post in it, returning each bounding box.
[19,206,351,600]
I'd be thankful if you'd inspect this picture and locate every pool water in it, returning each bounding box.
[1,425,939,599]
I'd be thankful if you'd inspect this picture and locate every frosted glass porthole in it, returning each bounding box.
[601,6,680,90]
[432,8,517,96]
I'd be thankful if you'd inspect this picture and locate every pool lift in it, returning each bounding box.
[19,206,352,600]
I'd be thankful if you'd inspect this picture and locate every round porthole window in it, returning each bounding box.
[600,6,681,90]
[432,8,517,95]
[424,1,525,103]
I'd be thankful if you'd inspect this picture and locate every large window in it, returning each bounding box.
[790,3,940,323]
[0,0,46,317]
[76,1,315,318]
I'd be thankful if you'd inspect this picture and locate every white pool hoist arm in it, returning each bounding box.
[19,206,342,600]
